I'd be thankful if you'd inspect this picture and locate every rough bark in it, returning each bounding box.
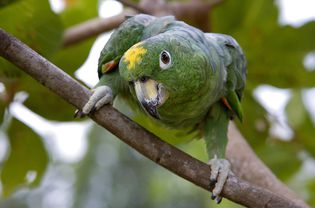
[227,124,308,207]
[0,28,308,208]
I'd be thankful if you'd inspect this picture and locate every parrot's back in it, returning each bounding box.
[205,33,247,101]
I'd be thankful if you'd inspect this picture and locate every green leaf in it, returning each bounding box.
[0,0,63,78]
[286,90,315,157]
[51,39,95,76]
[212,0,315,88]
[0,0,19,8]
[19,76,76,121]
[0,0,78,120]
[0,100,6,124]
[306,178,315,206]
[51,0,98,75]
[1,118,49,197]
[257,141,301,181]
[0,0,63,58]
[61,0,98,27]
[236,87,270,148]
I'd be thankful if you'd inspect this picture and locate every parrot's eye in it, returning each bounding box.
[159,50,172,70]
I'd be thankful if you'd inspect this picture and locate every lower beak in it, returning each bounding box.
[134,78,168,119]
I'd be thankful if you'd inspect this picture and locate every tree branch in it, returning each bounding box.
[0,29,307,208]
[227,124,309,207]
[62,0,222,47]
[62,10,136,47]
[116,0,149,13]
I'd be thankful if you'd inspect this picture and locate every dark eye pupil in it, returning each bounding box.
[161,52,170,64]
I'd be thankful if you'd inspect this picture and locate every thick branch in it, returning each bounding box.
[227,124,309,207]
[0,29,306,208]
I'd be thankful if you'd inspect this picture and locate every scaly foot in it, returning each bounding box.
[208,156,231,204]
[74,85,113,118]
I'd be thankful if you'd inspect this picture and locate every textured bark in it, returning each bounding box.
[227,124,308,207]
[0,29,308,208]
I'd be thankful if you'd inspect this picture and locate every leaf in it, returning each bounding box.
[306,179,315,206]
[19,76,76,121]
[256,140,301,181]
[212,0,315,88]
[51,0,98,76]
[0,0,19,8]
[0,0,63,58]
[0,0,79,120]
[236,87,270,148]
[0,118,49,197]
[51,39,95,76]
[286,90,315,157]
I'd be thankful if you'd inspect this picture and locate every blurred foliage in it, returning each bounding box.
[0,0,19,8]
[1,118,49,197]
[212,0,315,188]
[0,0,315,207]
[51,0,98,75]
[286,90,315,157]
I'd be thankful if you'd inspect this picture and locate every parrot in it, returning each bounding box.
[76,14,246,203]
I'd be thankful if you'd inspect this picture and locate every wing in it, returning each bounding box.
[97,14,155,78]
[205,33,247,121]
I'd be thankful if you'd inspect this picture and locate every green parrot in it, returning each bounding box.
[77,14,246,203]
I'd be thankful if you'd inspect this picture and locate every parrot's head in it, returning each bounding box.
[119,36,212,122]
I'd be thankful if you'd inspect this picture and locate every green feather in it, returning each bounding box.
[204,103,229,158]
[226,90,243,122]
[92,14,247,156]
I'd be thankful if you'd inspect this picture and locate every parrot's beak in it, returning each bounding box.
[134,78,168,119]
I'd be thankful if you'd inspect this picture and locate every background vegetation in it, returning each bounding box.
[0,0,315,207]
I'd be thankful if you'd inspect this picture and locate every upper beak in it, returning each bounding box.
[134,77,168,119]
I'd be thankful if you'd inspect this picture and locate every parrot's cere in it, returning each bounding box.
[79,14,247,203]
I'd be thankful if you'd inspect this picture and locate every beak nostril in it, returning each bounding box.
[139,76,148,82]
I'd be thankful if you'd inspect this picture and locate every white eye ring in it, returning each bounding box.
[159,50,172,70]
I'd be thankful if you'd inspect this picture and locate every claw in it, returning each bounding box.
[74,109,85,118]
[215,196,222,204]
[208,157,231,203]
[211,193,216,200]
[74,85,113,118]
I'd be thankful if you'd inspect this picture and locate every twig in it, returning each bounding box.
[116,0,149,13]
[0,29,306,208]
[62,10,136,47]
[62,0,222,47]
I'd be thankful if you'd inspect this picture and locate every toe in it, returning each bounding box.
[94,93,113,110]
[81,85,113,115]
[208,159,220,184]
[208,158,231,202]
[74,109,85,118]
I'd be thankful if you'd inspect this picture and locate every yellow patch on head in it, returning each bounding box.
[123,42,147,71]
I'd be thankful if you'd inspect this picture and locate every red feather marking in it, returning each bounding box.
[102,60,118,74]
[221,97,232,111]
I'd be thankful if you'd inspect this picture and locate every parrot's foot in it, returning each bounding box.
[74,86,113,118]
[208,157,231,204]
